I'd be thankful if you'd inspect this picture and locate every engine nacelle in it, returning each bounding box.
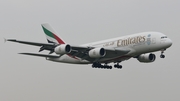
[89,48,106,58]
[137,53,156,63]
[54,44,71,54]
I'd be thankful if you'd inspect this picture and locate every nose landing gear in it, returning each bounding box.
[160,49,166,58]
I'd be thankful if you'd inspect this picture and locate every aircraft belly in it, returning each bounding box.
[98,56,131,63]
[47,55,90,64]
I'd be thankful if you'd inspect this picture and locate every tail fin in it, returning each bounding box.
[41,23,65,44]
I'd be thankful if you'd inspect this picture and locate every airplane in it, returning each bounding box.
[6,23,172,69]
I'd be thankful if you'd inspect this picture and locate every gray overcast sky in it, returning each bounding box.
[0,0,179,101]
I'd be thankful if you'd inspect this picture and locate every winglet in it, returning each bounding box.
[3,38,15,43]
[4,38,7,43]
[6,39,17,43]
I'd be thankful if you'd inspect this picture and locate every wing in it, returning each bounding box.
[7,39,130,62]
[70,46,130,62]
[19,53,61,58]
[7,39,56,53]
[7,39,54,46]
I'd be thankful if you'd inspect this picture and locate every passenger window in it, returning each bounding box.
[161,36,167,39]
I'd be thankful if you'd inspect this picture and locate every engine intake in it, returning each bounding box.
[89,48,106,58]
[54,44,71,54]
[137,53,156,63]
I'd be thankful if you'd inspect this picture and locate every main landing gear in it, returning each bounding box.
[114,63,122,69]
[92,62,112,69]
[160,49,166,58]
[92,62,123,69]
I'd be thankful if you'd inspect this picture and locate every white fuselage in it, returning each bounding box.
[47,32,172,64]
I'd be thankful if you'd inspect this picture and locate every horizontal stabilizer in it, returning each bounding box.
[19,53,60,58]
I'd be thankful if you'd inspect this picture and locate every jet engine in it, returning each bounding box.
[137,53,156,63]
[89,48,106,58]
[54,44,71,54]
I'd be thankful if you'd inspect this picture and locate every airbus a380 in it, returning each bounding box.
[7,23,172,69]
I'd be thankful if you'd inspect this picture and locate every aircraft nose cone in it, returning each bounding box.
[166,38,172,48]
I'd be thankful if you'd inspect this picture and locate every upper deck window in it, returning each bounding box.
[161,36,167,39]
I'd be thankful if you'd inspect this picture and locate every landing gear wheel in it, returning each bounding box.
[115,65,122,69]
[114,63,122,69]
[160,49,166,58]
[160,55,165,58]
[92,62,112,69]
[118,65,122,69]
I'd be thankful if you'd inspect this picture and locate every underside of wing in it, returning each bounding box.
[69,46,131,62]
[69,46,94,61]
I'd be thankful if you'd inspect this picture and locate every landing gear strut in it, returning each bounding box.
[160,49,165,58]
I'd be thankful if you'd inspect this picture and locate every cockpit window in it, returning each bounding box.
[161,36,167,39]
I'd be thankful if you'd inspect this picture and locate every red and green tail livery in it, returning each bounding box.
[41,23,65,44]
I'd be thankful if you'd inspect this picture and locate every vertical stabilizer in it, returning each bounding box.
[41,23,65,44]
